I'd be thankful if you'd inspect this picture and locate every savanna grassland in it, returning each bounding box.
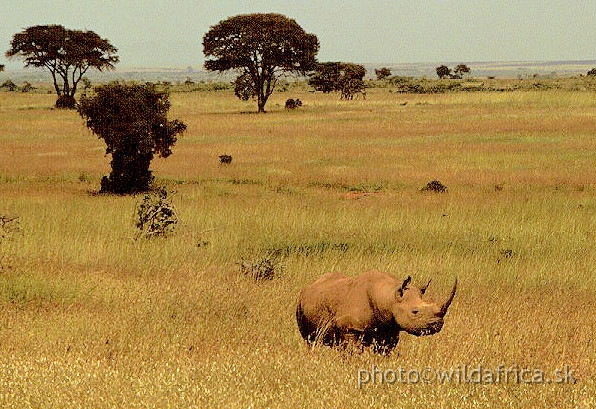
[0,85,595,408]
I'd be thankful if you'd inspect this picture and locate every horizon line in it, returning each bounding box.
[2,59,596,73]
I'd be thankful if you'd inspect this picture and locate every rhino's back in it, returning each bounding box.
[298,272,352,310]
[299,270,397,311]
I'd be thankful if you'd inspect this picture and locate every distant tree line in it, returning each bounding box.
[436,64,471,79]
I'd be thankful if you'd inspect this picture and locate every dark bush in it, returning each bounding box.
[78,82,186,194]
[421,180,448,193]
[219,154,232,164]
[55,94,76,108]
[285,98,302,109]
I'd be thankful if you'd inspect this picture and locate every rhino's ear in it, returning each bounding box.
[421,279,431,295]
[396,276,412,298]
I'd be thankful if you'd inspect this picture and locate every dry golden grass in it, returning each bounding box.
[0,87,595,408]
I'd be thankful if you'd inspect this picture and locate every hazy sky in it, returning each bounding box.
[2,0,596,69]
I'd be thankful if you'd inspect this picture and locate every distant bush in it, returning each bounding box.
[453,64,471,79]
[219,154,232,164]
[382,76,596,94]
[0,80,18,92]
[436,64,471,79]
[390,77,464,93]
[20,82,34,93]
[421,180,448,193]
[172,81,232,93]
[285,98,302,109]
[239,255,283,281]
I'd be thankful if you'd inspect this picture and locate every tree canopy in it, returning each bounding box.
[6,25,118,108]
[203,13,319,112]
[436,64,471,79]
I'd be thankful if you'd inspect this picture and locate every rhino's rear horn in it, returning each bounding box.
[421,279,431,295]
[439,278,457,316]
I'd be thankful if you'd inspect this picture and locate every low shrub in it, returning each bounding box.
[239,255,283,281]
[134,188,179,239]
[421,180,448,193]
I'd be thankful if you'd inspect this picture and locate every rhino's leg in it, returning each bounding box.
[333,315,365,348]
[334,329,364,354]
[363,327,400,355]
[372,333,400,355]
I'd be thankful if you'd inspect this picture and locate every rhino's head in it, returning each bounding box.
[392,276,457,337]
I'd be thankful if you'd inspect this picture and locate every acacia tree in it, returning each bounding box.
[452,64,471,79]
[338,63,366,99]
[77,83,186,194]
[308,62,341,93]
[203,13,319,113]
[375,67,392,80]
[6,25,118,108]
[436,65,451,79]
[309,62,366,99]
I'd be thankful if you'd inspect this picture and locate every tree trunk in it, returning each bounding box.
[50,70,61,96]
[257,82,266,113]
[257,98,266,113]
[257,87,271,113]
[54,69,76,109]
[101,148,154,194]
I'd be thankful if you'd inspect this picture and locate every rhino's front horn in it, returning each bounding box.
[440,278,457,316]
